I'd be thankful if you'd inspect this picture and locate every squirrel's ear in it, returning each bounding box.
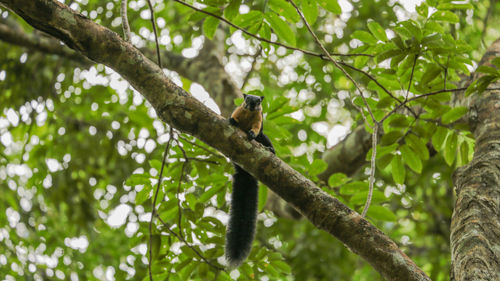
[260,96,265,101]
[243,94,248,98]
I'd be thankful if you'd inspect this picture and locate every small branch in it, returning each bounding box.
[148,127,173,281]
[121,0,131,42]
[405,54,419,101]
[361,124,378,217]
[156,215,225,271]
[146,0,162,68]
[172,0,371,58]
[177,135,223,158]
[288,0,375,124]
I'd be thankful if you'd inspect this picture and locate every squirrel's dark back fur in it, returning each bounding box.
[225,164,259,268]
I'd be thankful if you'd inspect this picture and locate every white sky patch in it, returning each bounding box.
[46,158,62,173]
[327,125,349,147]
[64,236,89,252]
[106,204,132,228]
[190,83,221,114]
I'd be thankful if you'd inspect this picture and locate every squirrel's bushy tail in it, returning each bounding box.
[225,164,259,268]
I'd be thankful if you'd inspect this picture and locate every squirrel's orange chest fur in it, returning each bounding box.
[231,106,263,135]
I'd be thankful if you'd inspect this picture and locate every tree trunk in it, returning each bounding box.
[451,38,500,281]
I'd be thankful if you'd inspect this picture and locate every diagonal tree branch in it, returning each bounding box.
[0,16,240,116]
[0,1,431,280]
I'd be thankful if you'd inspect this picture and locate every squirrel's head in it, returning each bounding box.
[242,94,264,111]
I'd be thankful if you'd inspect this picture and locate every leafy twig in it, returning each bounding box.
[361,124,378,217]
[177,135,223,158]
[405,54,419,101]
[287,0,375,124]
[146,0,162,68]
[156,215,225,271]
[171,0,371,58]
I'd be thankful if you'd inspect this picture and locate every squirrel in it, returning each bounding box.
[225,93,275,268]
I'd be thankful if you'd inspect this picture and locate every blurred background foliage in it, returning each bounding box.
[0,0,499,280]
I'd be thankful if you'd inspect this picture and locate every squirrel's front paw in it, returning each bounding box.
[229,117,238,126]
[247,131,256,140]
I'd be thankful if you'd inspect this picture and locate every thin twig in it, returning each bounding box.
[148,127,174,281]
[177,135,223,158]
[156,215,225,271]
[187,157,220,164]
[405,54,419,101]
[287,0,376,124]
[172,0,371,58]
[361,124,378,217]
[121,0,131,42]
[146,0,162,68]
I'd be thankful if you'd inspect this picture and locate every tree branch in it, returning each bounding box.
[0,1,431,280]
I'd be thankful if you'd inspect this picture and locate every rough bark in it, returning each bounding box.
[0,1,432,280]
[451,38,500,281]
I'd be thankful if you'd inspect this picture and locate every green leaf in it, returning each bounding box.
[199,184,225,202]
[309,159,328,175]
[376,49,404,63]
[432,127,448,152]
[135,185,152,205]
[430,10,459,23]
[492,57,500,68]
[381,131,403,146]
[340,181,368,195]
[125,173,150,186]
[367,21,387,42]
[328,173,349,187]
[268,0,300,23]
[391,155,405,184]
[273,260,292,274]
[149,159,163,173]
[317,0,341,14]
[400,144,422,173]
[421,64,442,85]
[265,13,296,45]
[444,132,457,166]
[301,0,318,25]
[400,20,422,41]
[406,134,429,160]
[476,65,500,76]
[441,106,467,124]
[223,0,241,20]
[233,11,264,29]
[416,2,428,17]
[352,30,378,45]
[377,153,394,169]
[367,205,397,221]
[350,190,386,205]
[436,3,473,10]
[459,139,470,165]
